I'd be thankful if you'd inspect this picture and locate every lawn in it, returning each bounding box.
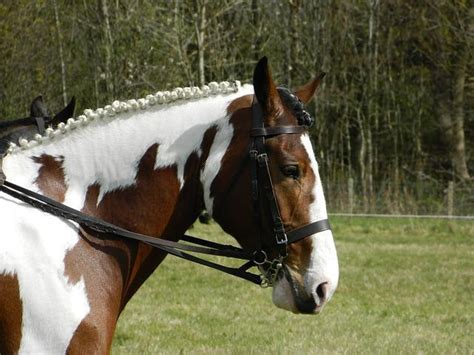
[112,217,473,354]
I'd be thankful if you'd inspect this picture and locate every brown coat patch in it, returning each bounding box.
[34,154,67,202]
[0,273,22,354]
[65,144,178,352]
[66,127,219,351]
[64,231,128,354]
[210,95,262,251]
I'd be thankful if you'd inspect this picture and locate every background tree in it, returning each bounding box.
[0,0,472,214]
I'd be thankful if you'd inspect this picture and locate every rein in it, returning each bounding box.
[0,180,261,285]
[0,93,331,287]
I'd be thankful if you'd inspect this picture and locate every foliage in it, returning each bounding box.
[0,0,472,213]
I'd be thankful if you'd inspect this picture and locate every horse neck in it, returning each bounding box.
[4,91,248,305]
[10,96,239,218]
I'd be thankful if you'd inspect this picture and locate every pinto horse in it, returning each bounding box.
[0,58,338,353]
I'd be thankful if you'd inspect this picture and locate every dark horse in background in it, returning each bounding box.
[0,96,75,183]
[0,58,338,353]
[0,95,76,153]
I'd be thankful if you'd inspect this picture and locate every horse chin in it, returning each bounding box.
[272,272,299,313]
[272,266,323,315]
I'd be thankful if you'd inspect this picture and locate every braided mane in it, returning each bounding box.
[7,81,241,154]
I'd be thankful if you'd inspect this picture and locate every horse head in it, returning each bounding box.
[211,58,339,314]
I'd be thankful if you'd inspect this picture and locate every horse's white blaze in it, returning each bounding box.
[0,84,254,350]
[302,134,339,302]
[273,134,339,312]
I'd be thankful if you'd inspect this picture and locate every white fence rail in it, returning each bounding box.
[329,213,474,220]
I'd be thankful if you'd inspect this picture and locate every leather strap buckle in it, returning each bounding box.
[274,222,288,245]
[257,153,268,166]
[249,149,258,159]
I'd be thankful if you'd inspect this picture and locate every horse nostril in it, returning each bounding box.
[315,282,329,306]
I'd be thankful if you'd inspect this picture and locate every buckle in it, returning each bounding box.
[249,150,258,159]
[275,231,288,245]
[257,153,268,164]
[274,219,288,244]
[275,227,288,245]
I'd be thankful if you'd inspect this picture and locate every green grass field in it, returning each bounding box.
[112,217,473,354]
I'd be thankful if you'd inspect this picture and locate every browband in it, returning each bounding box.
[250,126,305,137]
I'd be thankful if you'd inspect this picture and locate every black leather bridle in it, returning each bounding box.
[0,91,331,287]
[248,93,331,285]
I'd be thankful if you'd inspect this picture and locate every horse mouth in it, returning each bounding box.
[281,266,324,315]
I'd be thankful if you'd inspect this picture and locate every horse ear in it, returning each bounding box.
[252,57,281,114]
[294,73,326,104]
[30,96,49,118]
[50,96,76,125]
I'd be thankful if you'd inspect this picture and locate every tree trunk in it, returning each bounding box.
[450,4,472,181]
[356,108,368,212]
[251,0,262,62]
[433,2,471,181]
[174,0,193,84]
[100,0,114,98]
[451,41,470,180]
[53,0,68,106]
[366,0,379,211]
[194,0,207,86]
[287,0,301,86]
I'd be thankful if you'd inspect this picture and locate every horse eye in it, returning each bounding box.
[281,165,300,179]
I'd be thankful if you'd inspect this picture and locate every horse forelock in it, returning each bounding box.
[277,87,314,127]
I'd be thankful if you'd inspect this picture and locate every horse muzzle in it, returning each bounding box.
[271,230,339,314]
[271,266,327,314]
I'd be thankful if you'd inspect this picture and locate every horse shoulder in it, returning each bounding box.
[0,198,91,352]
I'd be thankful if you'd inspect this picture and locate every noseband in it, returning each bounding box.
[249,92,331,286]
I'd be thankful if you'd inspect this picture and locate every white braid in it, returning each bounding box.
[7,80,241,154]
